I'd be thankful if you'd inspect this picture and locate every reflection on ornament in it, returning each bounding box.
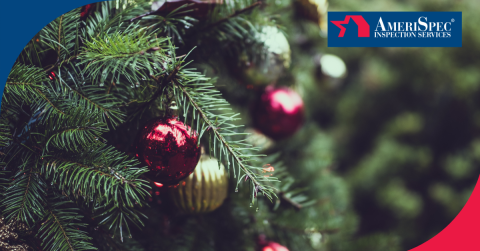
[136,117,201,185]
[258,26,291,68]
[309,232,323,249]
[315,53,347,89]
[169,154,228,213]
[252,85,305,140]
[319,54,347,79]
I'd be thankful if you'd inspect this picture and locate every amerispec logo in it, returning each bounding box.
[328,12,462,47]
[331,15,370,37]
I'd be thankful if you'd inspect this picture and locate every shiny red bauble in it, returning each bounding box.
[260,242,289,251]
[136,117,201,186]
[251,85,304,140]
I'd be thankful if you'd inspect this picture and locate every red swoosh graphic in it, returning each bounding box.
[409,175,480,251]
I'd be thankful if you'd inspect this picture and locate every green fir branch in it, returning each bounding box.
[95,200,148,242]
[41,67,126,127]
[41,10,82,68]
[1,162,47,226]
[85,0,151,37]
[0,117,11,149]
[41,145,149,203]
[79,24,170,84]
[38,196,96,251]
[174,78,277,201]
[200,1,261,32]
[44,107,108,152]
[4,64,49,106]
[145,47,279,202]
[137,3,198,44]
[41,145,150,239]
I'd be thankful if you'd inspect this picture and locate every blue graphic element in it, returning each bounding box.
[328,12,462,47]
[0,0,107,103]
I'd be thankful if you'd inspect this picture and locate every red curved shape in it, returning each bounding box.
[331,15,370,37]
[409,175,480,251]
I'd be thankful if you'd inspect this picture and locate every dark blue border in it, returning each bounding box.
[0,0,107,103]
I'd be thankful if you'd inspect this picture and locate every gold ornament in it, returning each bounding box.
[295,0,329,32]
[169,154,228,213]
[231,26,291,86]
[244,128,273,152]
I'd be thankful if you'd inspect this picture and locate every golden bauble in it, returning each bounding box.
[168,154,228,213]
[244,128,273,151]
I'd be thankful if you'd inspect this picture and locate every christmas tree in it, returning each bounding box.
[1,0,477,250]
[1,0,354,250]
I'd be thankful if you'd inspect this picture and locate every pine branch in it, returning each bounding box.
[1,164,47,226]
[130,2,198,43]
[201,1,261,32]
[79,24,170,85]
[41,145,150,239]
[57,14,64,57]
[44,109,108,152]
[41,146,149,202]
[44,54,79,73]
[95,201,148,242]
[0,115,11,142]
[44,67,126,127]
[38,196,96,251]
[35,89,66,116]
[279,192,303,210]
[41,10,81,63]
[172,73,278,202]
[5,64,49,105]
[85,0,151,37]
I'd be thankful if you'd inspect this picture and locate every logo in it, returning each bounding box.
[331,15,370,37]
[328,12,462,47]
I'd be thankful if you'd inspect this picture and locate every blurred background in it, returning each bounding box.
[276,0,479,249]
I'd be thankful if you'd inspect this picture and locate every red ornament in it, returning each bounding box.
[136,117,201,185]
[258,236,289,251]
[261,242,289,251]
[80,3,96,21]
[251,85,304,140]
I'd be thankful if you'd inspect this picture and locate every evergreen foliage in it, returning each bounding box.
[1,1,295,250]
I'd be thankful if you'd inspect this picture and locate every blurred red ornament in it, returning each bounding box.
[251,85,304,140]
[261,242,289,251]
[80,3,96,21]
[136,117,201,185]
